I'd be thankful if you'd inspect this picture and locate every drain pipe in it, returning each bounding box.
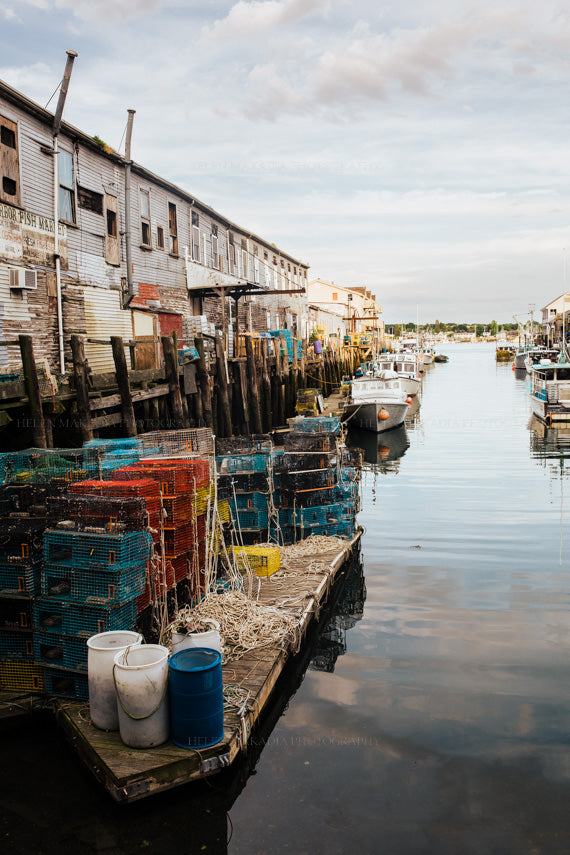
[52,49,77,376]
[123,109,136,308]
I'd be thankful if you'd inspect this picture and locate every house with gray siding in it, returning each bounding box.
[0,76,309,377]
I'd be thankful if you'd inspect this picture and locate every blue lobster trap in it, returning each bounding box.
[34,598,137,638]
[34,632,89,671]
[0,561,41,596]
[41,563,147,605]
[0,628,35,661]
[43,530,152,571]
[42,665,89,700]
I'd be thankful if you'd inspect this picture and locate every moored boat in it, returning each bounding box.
[528,357,570,425]
[341,370,410,433]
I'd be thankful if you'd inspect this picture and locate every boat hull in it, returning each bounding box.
[530,395,570,425]
[399,376,421,397]
[342,400,409,433]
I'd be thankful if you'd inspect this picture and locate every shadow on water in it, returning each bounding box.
[1,550,365,855]
[346,424,410,471]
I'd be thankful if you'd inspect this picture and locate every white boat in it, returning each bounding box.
[528,357,570,425]
[421,347,435,366]
[523,347,559,373]
[341,370,410,433]
[377,356,422,397]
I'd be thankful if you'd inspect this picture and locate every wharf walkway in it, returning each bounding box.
[54,532,361,803]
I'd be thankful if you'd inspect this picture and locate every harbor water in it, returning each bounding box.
[3,343,570,853]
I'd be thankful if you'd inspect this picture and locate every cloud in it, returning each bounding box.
[203,0,330,41]
[17,0,167,22]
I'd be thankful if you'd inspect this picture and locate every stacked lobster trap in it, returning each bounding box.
[0,429,222,699]
[216,417,362,548]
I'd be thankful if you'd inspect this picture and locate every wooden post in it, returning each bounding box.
[161,335,186,429]
[195,336,213,429]
[245,335,263,434]
[291,337,299,414]
[111,336,137,437]
[260,339,272,433]
[275,337,285,427]
[280,335,292,420]
[215,336,232,437]
[70,334,93,443]
[19,334,47,448]
[237,360,251,435]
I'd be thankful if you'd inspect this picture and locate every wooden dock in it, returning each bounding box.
[54,532,361,803]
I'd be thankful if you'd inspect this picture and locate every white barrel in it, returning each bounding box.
[87,631,142,731]
[113,644,170,748]
[171,620,221,656]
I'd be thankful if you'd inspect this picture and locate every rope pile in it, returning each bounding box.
[187,589,301,661]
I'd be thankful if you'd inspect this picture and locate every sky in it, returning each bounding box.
[2,1,570,323]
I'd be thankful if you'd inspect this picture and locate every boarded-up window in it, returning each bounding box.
[156,225,165,249]
[140,188,151,246]
[0,115,21,206]
[105,194,120,265]
[168,202,178,254]
[211,227,218,269]
[59,149,76,223]
[78,186,103,214]
[191,211,200,261]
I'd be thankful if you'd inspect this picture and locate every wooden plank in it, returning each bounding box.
[91,412,123,429]
[89,384,170,412]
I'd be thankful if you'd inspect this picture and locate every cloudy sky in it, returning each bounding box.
[2,0,570,322]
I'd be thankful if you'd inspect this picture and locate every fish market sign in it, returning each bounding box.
[0,203,68,267]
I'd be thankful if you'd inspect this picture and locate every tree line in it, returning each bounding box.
[385,321,516,337]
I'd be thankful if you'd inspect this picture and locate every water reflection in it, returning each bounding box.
[346,424,410,471]
[310,556,366,673]
[529,415,570,465]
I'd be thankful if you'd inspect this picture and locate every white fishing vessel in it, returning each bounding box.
[342,370,410,433]
[528,356,570,425]
[377,355,422,397]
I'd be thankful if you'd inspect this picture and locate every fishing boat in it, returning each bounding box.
[528,356,570,425]
[341,370,410,433]
[422,347,435,366]
[523,347,559,373]
[376,355,422,397]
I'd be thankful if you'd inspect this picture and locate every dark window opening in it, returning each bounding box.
[1,125,16,149]
[2,176,16,196]
[78,186,104,215]
[191,210,199,227]
[106,208,117,238]
[157,225,165,249]
[141,221,150,246]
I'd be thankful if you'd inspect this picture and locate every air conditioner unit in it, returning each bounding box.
[9,268,37,290]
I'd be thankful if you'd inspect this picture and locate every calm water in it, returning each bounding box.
[4,343,570,854]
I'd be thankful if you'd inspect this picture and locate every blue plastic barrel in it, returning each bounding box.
[168,648,224,749]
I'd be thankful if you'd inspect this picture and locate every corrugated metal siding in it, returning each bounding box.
[83,286,133,373]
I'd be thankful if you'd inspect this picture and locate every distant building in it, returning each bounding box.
[307,279,383,346]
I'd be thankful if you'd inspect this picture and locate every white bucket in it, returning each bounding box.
[87,630,142,731]
[113,644,170,748]
[171,620,221,656]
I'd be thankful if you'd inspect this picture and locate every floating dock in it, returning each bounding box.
[53,532,361,803]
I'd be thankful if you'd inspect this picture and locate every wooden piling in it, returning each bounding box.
[236,360,251,435]
[215,336,232,437]
[162,335,186,430]
[18,335,47,448]
[70,334,93,444]
[245,336,262,434]
[111,336,137,437]
[260,339,272,433]
[195,336,213,429]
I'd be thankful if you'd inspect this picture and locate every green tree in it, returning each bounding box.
[393,323,401,338]
[490,320,498,336]
[434,319,441,333]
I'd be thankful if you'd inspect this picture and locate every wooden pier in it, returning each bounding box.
[53,532,361,803]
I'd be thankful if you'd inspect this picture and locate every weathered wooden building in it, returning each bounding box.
[0,76,309,378]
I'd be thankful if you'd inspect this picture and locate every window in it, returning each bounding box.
[0,114,20,205]
[191,211,200,261]
[78,186,103,215]
[332,292,338,301]
[59,149,76,223]
[241,239,247,279]
[228,232,236,272]
[168,202,178,254]
[140,188,151,246]
[105,194,119,265]
[156,225,165,249]
[211,224,218,268]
